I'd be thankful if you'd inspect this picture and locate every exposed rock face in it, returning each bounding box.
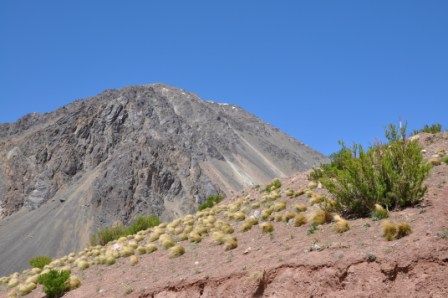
[0,84,326,274]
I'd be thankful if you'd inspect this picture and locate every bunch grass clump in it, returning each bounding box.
[198,194,223,211]
[224,235,238,250]
[29,256,52,269]
[90,215,160,246]
[333,215,350,233]
[241,218,258,232]
[412,123,442,135]
[168,245,185,258]
[211,231,226,245]
[294,204,307,212]
[293,214,307,227]
[311,124,430,217]
[371,204,389,220]
[382,220,412,241]
[311,209,332,225]
[17,282,37,296]
[260,222,274,234]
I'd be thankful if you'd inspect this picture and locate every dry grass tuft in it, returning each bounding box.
[188,231,202,243]
[396,222,412,238]
[145,244,158,254]
[282,211,296,222]
[260,222,274,234]
[382,220,398,241]
[382,220,412,241]
[311,209,332,225]
[168,245,185,258]
[273,201,286,212]
[334,218,350,233]
[211,231,226,245]
[294,204,307,212]
[224,236,238,250]
[294,214,307,227]
[233,211,246,221]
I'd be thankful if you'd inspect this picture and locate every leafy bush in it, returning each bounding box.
[412,123,442,135]
[37,270,70,298]
[29,256,52,269]
[315,124,430,217]
[198,194,223,211]
[264,179,282,192]
[91,215,160,245]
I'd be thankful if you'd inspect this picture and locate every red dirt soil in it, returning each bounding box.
[1,132,448,298]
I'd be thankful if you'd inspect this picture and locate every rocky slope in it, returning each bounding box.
[0,84,327,275]
[1,132,447,298]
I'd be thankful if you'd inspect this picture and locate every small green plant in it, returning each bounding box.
[37,270,70,298]
[91,214,160,245]
[264,179,282,192]
[307,223,319,235]
[442,156,448,165]
[127,215,160,234]
[198,194,223,211]
[29,256,52,269]
[412,123,442,135]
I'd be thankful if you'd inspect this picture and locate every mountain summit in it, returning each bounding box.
[0,84,326,274]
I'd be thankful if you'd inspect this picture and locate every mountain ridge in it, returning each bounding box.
[0,83,327,274]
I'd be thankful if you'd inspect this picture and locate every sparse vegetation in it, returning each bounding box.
[307,223,319,235]
[224,235,238,250]
[293,214,307,227]
[90,215,160,246]
[333,215,350,233]
[438,228,448,239]
[382,220,412,241]
[168,244,185,257]
[371,204,389,220]
[294,203,307,212]
[260,222,274,234]
[264,179,282,192]
[443,156,448,165]
[412,123,442,135]
[37,270,70,298]
[29,256,52,269]
[198,194,223,211]
[311,209,332,225]
[311,124,430,217]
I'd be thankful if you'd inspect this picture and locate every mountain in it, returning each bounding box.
[0,84,327,274]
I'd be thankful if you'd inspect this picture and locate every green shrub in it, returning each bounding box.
[29,256,52,269]
[264,179,282,192]
[91,215,160,245]
[37,270,70,298]
[90,224,127,246]
[316,123,430,217]
[198,194,223,211]
[127,215,160,235]
[412,123,442,135]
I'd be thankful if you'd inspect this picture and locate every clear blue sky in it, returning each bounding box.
[1,1,447,155]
